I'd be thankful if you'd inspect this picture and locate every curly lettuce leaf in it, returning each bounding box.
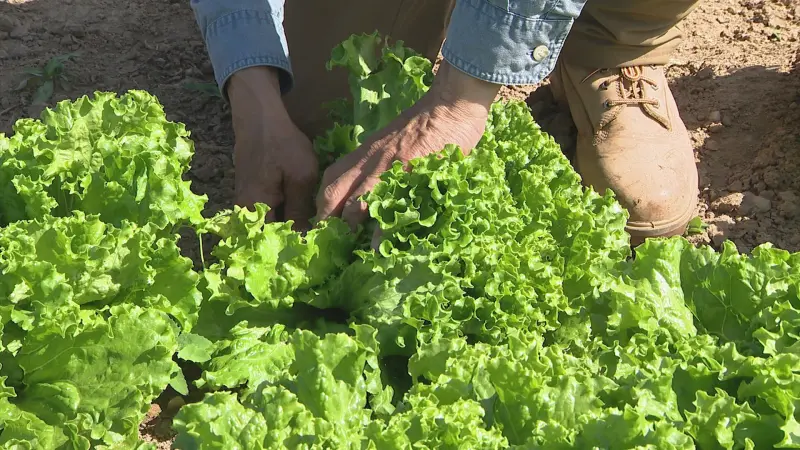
[175,325,392,449]
[313,32,433,167]
[0,90,207,229]
[197,204,356,315]
[0,213,201,349]
[0,305,180,449]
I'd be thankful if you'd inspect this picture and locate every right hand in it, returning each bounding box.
[227,67,319,231]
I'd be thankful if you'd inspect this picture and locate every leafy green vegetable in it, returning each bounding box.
[0,212,202,343]
[174,325,392,449]
[0,213,199,448]
[313,32,433,169]
[175,34,800,449]
[0,90,207,229]
[2,32,800,450]
[0,305,180,449]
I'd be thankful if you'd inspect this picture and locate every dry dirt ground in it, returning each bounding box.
[0,0,798,446]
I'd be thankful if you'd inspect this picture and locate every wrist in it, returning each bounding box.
[228,66,293,128]
[429,61,501,115]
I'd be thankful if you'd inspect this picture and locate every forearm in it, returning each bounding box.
[442,0,588,85]
[190,0,294,99]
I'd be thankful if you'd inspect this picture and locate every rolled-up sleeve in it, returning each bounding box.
[190,0,293,97]
[442,0,587,85]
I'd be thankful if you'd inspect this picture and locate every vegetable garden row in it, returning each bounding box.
[1,34,799,449]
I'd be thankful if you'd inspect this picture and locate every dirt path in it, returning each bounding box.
[0,0,798,447]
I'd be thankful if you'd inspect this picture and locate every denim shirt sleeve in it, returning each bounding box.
[190,0,293,98]
[442,0,587,85]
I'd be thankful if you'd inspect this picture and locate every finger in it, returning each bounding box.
[234,172,282,222]
[283,172,318,232]
[235,189,282,222]
[341,174,382,231]
[317,141,396,222]
[319,146,365,190]
[316,156,372,221]
[317,128,395,195]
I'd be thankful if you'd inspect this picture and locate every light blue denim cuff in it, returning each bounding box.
[442,0,586,85]
[191,0,293,99]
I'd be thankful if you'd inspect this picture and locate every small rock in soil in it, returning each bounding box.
[65,24,85,38]
[708,110,722,122]
[9,26,28,39]
[760,189,775,200]
[0,16,17,33]
[193,163,220,182]
[763,171,782,190]
[8,43,28,58]
[711,192,743,214]
[709,216,738,246]
[778,201,800,218]
[739,191,772,216]
[722,113,734,126]
[146,403,162,421]
[776,191,800,218]
[697,66,715,80]
[705,139,721,151]
[708,123,724,133]
[708,223,728,247]
[728,179,746,192]
[184,66,202,78]
[778,191,799,203]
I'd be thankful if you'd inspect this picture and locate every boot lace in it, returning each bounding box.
[582,66,661,110]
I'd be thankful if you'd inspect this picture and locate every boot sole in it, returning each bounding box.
[625,192,699,245]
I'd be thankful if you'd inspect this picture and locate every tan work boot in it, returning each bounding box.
[550,61,699,242]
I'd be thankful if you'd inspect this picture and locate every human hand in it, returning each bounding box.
[228,67,319,231]
[315,61,501,231]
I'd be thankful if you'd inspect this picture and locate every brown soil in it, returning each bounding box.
[139,403,176,450]
[0,0,798,446]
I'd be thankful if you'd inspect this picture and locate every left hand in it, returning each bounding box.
[315,61,501,231]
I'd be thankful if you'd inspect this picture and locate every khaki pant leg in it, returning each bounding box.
[561,0,702,68]
[282,0,455,137]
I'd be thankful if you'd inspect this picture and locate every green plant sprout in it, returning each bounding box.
[685,215,709,235]
[183,81,222,99]
[15,52,80,105]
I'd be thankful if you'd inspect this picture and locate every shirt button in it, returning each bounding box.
[532,45,550,62]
